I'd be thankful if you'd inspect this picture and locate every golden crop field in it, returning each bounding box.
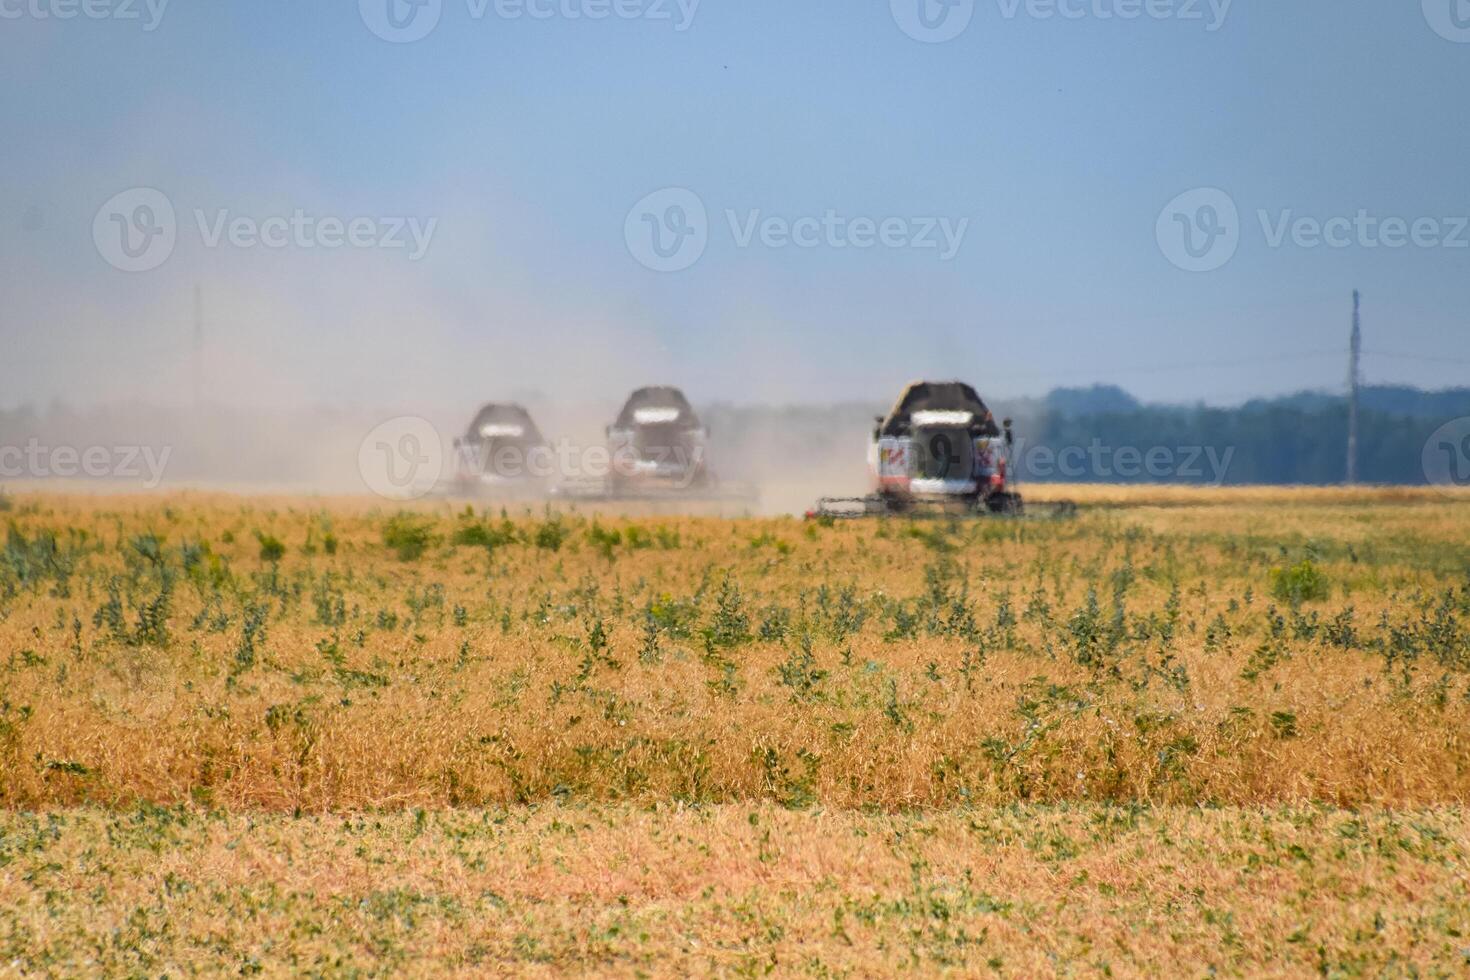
[2,487,1468,976]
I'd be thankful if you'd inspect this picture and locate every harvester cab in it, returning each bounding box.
[452,403,550,495]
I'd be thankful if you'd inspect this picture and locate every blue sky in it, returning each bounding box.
[2,0,1467,410]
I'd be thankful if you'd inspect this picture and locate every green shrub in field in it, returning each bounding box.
[646,593,700,640]
[533,516,567,552]
[586,521,622,560]
[776,634,826,701]
[452,514,519,551]
[383,513,438,562]
[254,531,285,563]
[1271,560,1328,604]
[303,519,338,556]
[621,525,650,550]
[704,576,751,649]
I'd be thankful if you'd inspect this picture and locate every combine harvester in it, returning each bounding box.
[554,386,756,504]
[809,380,1075,520]
[449,402,552,498]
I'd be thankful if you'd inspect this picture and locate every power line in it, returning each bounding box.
[1363,350,1470,367]
[1003,349,1343,381]
[990,346,1470,382]
[4,340,1467,381]
[2,343,193,366]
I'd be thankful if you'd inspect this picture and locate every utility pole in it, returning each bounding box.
[1346,289,1361,485]
[192,284,204,409]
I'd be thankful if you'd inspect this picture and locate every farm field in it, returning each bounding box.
[1,486,1469,975]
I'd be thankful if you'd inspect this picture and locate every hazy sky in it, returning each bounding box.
[2,0,1467,411]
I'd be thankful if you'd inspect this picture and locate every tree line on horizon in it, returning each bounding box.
[1006,384,1468,485]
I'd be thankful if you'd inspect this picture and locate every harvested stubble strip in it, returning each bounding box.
[1,804,1467,977]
